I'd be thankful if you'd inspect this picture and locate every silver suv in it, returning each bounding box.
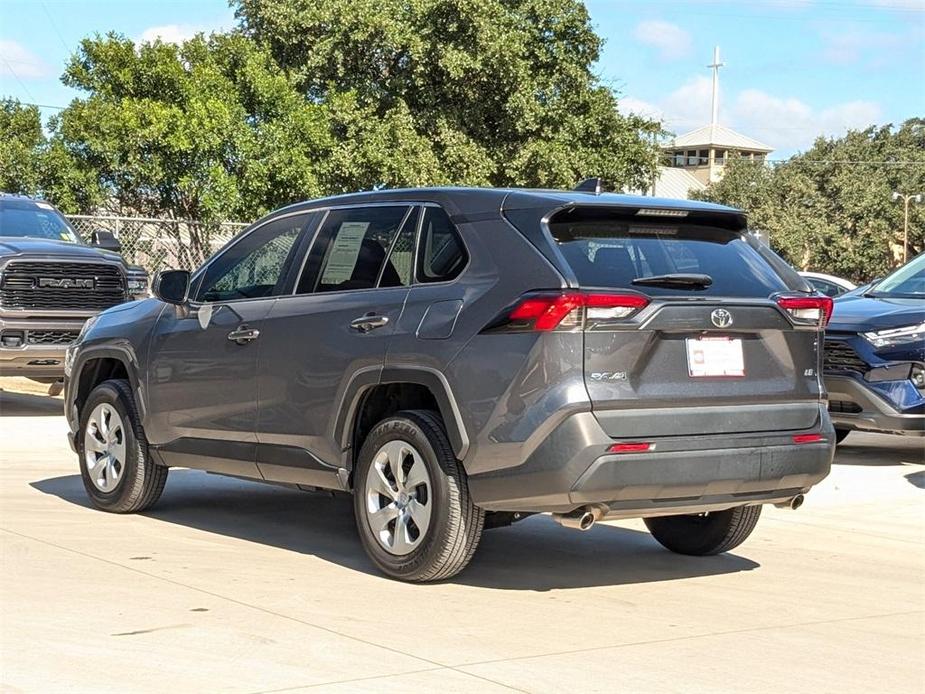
[64,187,835,582]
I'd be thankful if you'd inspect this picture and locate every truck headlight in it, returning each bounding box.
[862,322,925,349]
[912,365,925,392]
[126,274,149,299]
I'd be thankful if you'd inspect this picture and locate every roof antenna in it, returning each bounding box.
[574,177,603,195]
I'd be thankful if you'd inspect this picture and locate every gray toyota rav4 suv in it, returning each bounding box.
[64,187,836,581]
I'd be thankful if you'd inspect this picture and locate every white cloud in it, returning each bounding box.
[732,89,882,151]
[622,76,883,155]
[137,13,235,46]
[0,39,52,79]
[820,26,908,66]
[632,21,692,61]
[619,96,664,121]
[139,24,209,45]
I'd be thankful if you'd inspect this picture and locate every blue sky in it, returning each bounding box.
[1,0,923,158]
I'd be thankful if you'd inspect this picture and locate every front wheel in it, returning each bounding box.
[78,379,168,513]
[353,410,484,582]
[644,505,761,556]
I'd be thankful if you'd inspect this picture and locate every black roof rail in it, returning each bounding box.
[573,177,602,195]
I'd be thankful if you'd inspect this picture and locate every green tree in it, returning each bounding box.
[234,0,662,191]
[52,32,334,263]
[696,119,925,281]
[0,99,45,196]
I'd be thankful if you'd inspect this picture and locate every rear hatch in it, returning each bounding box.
[547,205,827,438]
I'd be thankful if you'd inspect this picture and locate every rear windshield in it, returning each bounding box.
[549,212,798,298]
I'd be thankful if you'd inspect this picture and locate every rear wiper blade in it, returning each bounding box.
[632,273,713,288]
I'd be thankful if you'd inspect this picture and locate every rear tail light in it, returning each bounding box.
[487,291,649,332]
[792,433,823,444]
[776,295,833,327]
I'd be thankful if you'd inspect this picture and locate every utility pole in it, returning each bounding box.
[707,46,724,128]
[892,191,923,263]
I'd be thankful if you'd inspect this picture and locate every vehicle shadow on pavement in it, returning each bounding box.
[0,389,63,416]
[32,470,760,591]
[906,471,925,489]
[833,437,924,467]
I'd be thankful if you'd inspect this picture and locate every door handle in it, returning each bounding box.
[350,314,389,333]
[227,325,260,344]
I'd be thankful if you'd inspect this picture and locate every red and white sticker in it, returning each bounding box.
[686,337,745,378]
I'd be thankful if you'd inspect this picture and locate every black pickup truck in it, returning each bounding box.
[0,194,148,390]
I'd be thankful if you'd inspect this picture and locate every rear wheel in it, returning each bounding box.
[78,379,168,513]
[353,410,484,582]
[834,427,851,444]
[644,505,761,556]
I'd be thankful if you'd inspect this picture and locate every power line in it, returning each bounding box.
[1,100,66,111]
[1,58,37,103]
[765,159,925,165]
[40,1,74,56]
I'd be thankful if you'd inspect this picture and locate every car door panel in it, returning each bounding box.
[255,287,409,473]
[143,213,312,473]
[145,300,275,448]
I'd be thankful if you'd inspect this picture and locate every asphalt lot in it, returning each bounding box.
[1,380,923,693]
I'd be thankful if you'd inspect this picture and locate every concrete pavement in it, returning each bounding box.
[1,383,923,693]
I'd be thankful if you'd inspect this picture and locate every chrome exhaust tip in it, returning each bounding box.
[552,508,601,531]
[774,494,805,510]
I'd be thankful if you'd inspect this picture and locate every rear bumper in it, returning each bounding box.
[468,406,835,516]
[826,374,925,436]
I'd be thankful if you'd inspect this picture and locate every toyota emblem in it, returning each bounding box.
[711,308,733,328]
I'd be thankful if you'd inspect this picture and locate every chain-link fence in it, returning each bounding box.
[67,215,249,273]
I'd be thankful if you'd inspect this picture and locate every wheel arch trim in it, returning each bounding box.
[335,365,470,464]
[68,344,146,429]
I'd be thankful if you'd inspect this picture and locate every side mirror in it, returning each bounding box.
[90,229,121,252]
[152,269,191,305]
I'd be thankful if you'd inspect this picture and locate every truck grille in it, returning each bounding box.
[26,329,81,345]
[0,261,125,311]
[829,400,862,414]
[823,339,868,374]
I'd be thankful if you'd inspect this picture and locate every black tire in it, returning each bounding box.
[77,379,168,513]
[644,505,762,556]
[353,410,484,582]
[834,427,851,444]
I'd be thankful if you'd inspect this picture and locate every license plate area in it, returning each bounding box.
[686,337,745,378]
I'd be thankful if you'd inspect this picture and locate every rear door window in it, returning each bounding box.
[549,211,792,298]
[297,206,413,294]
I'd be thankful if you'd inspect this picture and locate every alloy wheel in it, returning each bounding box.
[364,440,433,556]
[83,403,126,493]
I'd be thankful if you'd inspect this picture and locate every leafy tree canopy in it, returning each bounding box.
[233,0,662,190]
[0,100,44,196]
[695,119,925,281]
[55,31,333,229]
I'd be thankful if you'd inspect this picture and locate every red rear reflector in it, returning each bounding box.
[608,442,654,453]
[792,433,823,444]
[776,296,834,326]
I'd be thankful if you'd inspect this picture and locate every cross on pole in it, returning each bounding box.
[708,46,724,126]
